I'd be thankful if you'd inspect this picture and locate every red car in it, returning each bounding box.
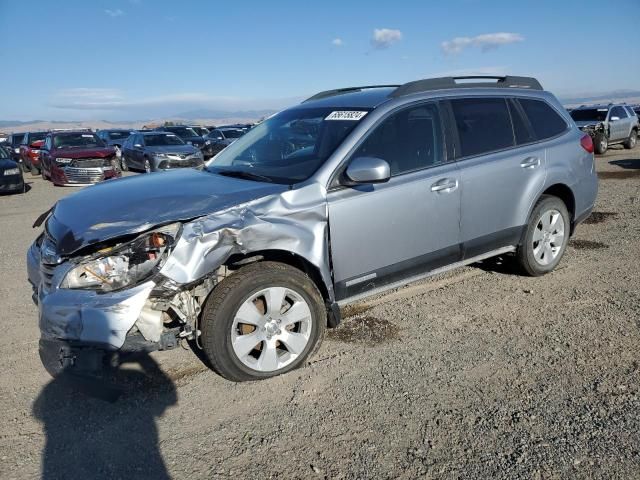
[40,131,120,186]
[19,131,49,175]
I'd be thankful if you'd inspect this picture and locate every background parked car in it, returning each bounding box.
[19,131,48,175]
[156,125,215,158]
[121,131,204,173]
[96,129,134,159]
[570,104,637,154]
[188,125,210,137]
[0,144,25,194]
[206,126,246,155]
[7,132,25,165]
[40,131,120,186]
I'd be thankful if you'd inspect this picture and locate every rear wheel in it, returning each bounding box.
[515,195,570,276]
[623,129,637,149]
[593,133,608,154]
[200,261,326,381]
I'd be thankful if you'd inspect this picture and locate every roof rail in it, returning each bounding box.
[389,76,543,98]
[303,85,400,103]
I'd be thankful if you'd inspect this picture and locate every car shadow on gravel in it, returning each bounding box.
[32,354,177,480]
[609,159,640,170]
[472,255,520,276]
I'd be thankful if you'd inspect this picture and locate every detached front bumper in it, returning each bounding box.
[27,241,156,375]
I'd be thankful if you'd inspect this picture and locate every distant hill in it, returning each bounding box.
[559,90,640,107]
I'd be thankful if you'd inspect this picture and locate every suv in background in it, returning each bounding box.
[28,75,597,382]
[570,104,638,154]
[96,129,134,162]
[206,126,246,155]
[120,131,204,172]
[40,131,120,186]
[188,125,210,137]
[157,125,215,159]
[20,131,49,175]
[7,133,25,164]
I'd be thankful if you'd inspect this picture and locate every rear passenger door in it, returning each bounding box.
[328,102,461,300]
[449,97,548,259]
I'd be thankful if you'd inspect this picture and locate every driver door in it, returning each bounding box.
[327,102,462,301]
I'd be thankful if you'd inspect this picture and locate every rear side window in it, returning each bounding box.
[451,98,513,157]
[508,100,535,145]
[518,99,568,140]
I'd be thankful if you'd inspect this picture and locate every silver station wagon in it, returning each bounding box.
[28,76,598,382]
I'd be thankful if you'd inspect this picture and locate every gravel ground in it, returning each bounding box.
[0,148,639,479]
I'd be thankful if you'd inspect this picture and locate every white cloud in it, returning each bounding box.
[104,8,124,17]
[371,28,402,50]
[332,38,344,47]
[441,32,524,55]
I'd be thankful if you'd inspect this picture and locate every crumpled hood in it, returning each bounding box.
[46,168,287,255]
[53,147,116,159]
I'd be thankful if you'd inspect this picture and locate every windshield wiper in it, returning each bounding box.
[215,169,274,183]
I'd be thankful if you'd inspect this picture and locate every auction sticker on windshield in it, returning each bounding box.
[325,111,368,121]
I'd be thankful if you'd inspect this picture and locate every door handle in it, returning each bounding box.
[430,178,458,193]
[520,157,540,169]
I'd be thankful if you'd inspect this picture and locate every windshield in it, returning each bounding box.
[0,146,9,159]
[207,107,370,184]
[165,127,199,138]
[108,131,132,140]
[570,109,608,122]
[29,132,48,144]
[144,133,185,146]
[54,133,104,149]
[192,127,209,136]
[221,129,243,139]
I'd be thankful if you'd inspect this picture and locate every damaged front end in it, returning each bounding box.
[27,182,333,378]
[578,121,607,140]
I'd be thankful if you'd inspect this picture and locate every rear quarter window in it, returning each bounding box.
[518,99,568,140]
[451,97,514,157]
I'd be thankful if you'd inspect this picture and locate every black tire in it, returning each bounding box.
[200,261,326,382]
[515,195,570,277]
[623,129,637,150]
[593,133,608,155]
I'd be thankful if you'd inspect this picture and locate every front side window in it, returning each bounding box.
[610,106,628,119]
[208,107,370,184]
[518,98,568,140]
[352,103,444,176]
[451,98,514,157]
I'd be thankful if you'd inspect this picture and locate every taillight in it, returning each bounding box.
[580,134,594,153]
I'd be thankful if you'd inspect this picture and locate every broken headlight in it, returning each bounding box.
[61,223,181,292]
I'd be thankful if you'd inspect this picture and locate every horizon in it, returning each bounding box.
[1,0,639,122]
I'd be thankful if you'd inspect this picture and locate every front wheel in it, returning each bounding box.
[515,195,570,276]
[200,261,326,381]
[623,130,637,149]
[143,158,151,173]
[593,133,608,155]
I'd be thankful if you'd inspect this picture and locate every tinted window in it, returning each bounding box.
[144,133,185,146]
[451,98,513,157]
[221,129,243,139]
[353,103,443,176]
[624,106,636,117]
[11,134,25,146]
[108,131,132,140]
[518,99,567,140]
[508,100,535,145]
[570,109,608,122]
[611,106,628,119]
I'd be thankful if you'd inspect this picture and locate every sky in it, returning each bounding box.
[1,0,639,121]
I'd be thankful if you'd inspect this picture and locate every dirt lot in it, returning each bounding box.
[0,148,639,479]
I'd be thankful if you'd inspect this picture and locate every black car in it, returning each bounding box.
[7,132,25,163]
[206,126,246,155]
[156,126,214,159]
[96,129,134,152]
[0,144,25,194]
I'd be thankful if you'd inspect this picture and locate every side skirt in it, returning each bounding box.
[336,245,516,307]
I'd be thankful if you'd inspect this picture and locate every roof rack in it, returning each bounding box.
[303,85,400,103]
[389,76,543,98]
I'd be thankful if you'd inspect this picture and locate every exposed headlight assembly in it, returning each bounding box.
[61,223,181,292]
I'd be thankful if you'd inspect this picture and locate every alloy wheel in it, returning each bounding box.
[231,287,312,372]
[532,208,565,266]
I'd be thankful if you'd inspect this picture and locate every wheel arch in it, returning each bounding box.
[525,183,577,238]
[223,249,340,327]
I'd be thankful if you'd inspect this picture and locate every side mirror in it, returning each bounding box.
[610,116,620,122]
[134,143,143,148]
[345,156,390,184]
